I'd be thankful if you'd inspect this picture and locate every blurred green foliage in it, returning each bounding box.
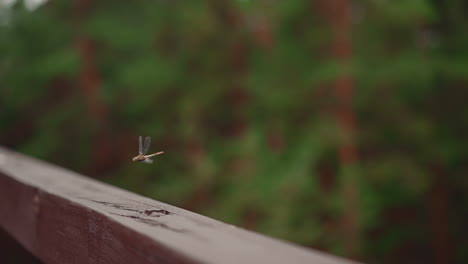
[1,0,467,263]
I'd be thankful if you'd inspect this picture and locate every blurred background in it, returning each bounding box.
[1,0,467,263]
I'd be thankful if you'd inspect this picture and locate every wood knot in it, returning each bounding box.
[143,209,171,216]
[33,193,40,214]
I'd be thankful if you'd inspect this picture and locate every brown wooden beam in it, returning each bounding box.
[0,147,358,264]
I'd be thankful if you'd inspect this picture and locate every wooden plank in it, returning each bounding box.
[0,147,359,264]
[0,227,42,263]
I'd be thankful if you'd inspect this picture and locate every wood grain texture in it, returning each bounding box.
[0,147,359,264]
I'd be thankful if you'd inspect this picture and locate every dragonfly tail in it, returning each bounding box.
[146,151,164,158]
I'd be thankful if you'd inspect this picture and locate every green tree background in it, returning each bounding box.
[1,0,467,263]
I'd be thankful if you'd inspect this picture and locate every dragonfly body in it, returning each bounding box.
[132,136,164,164]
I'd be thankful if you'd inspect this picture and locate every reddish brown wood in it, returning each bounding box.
[319,0,362,258]
[75,0,106,122]
[427,165,453,264]
[0,227,42,264]
[74,0,114,177]
[0,147,359,264]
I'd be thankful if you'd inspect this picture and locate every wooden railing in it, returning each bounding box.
[0,147,359,264]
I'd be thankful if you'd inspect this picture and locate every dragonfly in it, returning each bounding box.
[132,136,164,164]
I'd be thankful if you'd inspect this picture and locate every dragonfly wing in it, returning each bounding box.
[138,136,143,154]
[143,158,153,164]
[143,136,151,155]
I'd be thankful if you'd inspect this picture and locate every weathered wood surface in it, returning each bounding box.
[0,147,359,264]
